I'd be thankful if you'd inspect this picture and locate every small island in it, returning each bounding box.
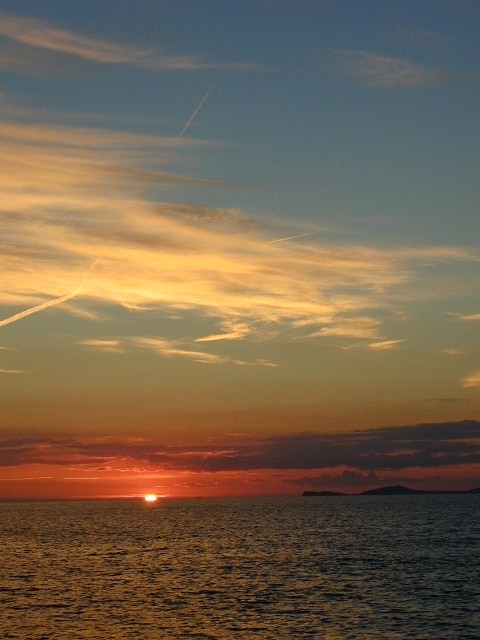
[302,485,480,496]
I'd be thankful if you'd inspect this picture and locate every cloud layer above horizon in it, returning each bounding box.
[1,420,479,493]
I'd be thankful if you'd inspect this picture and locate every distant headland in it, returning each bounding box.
[302,485,480,496]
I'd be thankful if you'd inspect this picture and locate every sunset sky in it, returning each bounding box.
[1,1,479,499]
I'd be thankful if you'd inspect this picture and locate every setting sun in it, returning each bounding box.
[144,494,158,503]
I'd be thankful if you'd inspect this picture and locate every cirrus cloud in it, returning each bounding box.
[0,10,256,75]
[1,104,478,355]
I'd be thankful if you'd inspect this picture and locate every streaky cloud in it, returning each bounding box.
[368,339,405,351]
[0,119,215,150]
[79,339,124,353]
[462,369,480,389]
[0,10,256,74]
[194,332,248,343]
[131,336,230,365]
[194,320,252,342]
[0,92,172,127]
[1,103,478,346]
[128,336,277,367]
[331,49,453,88]
[306,317,382,340]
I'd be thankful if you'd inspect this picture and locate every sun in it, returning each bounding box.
[144,494,158,503]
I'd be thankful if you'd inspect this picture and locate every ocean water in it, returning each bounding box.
[1,495,479,639]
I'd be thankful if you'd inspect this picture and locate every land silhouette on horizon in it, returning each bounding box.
[302,485,480,497]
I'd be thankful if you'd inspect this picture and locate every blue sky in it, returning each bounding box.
[0,1,478,497]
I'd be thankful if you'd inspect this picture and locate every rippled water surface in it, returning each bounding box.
[1,495,479,639]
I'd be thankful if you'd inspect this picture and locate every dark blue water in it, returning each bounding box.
[1,495,479,639]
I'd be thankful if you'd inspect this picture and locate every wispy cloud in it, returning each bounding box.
[1,119,177,149]
[132,336,238,365]
[368,339,405,351]
[0,92,172,127]
[331,49,452,88]
[462,369,480,389]
[79,339,124,353]
[304,317,382,340]
[130,336,277,367]
[1,107,478,348]
[443,349,464,356]
[80,333,277,367]
[0,10,255,74]
[194,320,252,343]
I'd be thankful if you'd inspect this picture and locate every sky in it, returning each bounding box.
[0,0,479,499]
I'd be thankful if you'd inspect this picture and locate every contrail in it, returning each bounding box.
[167,84,214,156]
[0,260,97,329]
[1,89,214,330]
[0,289,81,328]
[268,231,319,244]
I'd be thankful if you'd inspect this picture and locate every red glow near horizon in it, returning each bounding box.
[0,461,479,501]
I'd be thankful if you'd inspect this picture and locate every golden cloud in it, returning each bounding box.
[1,114,478,349]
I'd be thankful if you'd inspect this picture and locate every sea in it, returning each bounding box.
[1,495,479,639]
